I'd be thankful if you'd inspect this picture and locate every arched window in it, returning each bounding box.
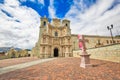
[43,21,46,26]
[68,39,70,43]
[106,40,109,44]
[66,23,68,26]
[97,40,101,45]
[110,40,112,44]
[43,47,45,53]
[55,31,58,37]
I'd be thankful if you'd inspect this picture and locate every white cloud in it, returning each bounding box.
[48,0,56,18]
[19,0,27,2]
[4,0,20,6]
[65,0,120,36]
[19,0,44,5]
[0,0,40,49]
[38,0,44,5]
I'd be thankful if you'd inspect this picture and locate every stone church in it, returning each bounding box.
[32,17,73,58]
[31,17,120,58]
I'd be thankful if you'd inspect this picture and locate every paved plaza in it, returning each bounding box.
[0,57,39,68]
[0,57,120,80]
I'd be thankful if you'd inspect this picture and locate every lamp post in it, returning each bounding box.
[107,24,114,43]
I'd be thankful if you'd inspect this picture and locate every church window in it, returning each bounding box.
[55,31,58,37]
[106,40,109,44]
[68,39,70,43]
[110,40,112,44]
[97,40,101,45]
[113,40,116,43]
[43,21,46,26]
[43,47,45,53]
[66,23,68,26]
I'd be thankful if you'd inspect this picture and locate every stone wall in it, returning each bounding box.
[73,44,120,62]
[71,34,120,50]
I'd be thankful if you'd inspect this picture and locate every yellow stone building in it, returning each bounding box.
[32,17,120,58]
[32,17,72,58]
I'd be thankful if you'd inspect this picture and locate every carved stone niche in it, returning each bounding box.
[53,38,59,45]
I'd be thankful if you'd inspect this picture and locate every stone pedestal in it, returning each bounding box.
[65,53,69,57]
[80,53,92,68]
[78,35,92,68]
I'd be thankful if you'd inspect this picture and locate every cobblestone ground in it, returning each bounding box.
[0,57,120,80]
[0,57,38,68]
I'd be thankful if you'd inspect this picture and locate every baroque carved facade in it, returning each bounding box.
[32,17,72,58]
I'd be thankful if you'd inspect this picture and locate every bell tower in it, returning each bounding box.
[40,16,48,27]
[62,19,70,27]
[62,19,71,35]
[39,16,48,41]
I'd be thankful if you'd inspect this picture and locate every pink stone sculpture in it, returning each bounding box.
[78,35,92,68]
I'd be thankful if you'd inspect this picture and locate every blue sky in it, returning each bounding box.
[0,0,120,49]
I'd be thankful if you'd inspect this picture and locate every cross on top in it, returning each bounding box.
[78,35,88,53]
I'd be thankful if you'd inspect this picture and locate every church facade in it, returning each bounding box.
[32,17,73,58]
[31,17,120,58]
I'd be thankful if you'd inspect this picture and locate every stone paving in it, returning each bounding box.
[0,57,120,80]
[0,58,56,75]
[0,57,39,68]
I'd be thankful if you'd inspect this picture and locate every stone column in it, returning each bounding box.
[51,47,54,58]
[45,46,48,58]
[40,47,44,58]
[65,47,69,57]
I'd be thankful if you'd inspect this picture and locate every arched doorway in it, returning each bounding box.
[54,48,59,57]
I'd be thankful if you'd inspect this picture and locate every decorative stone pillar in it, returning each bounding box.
[65,47,69,57]
[45,46,48,58]
[78,35,92,68]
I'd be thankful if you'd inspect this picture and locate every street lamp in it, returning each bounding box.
[107,24,114,43]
